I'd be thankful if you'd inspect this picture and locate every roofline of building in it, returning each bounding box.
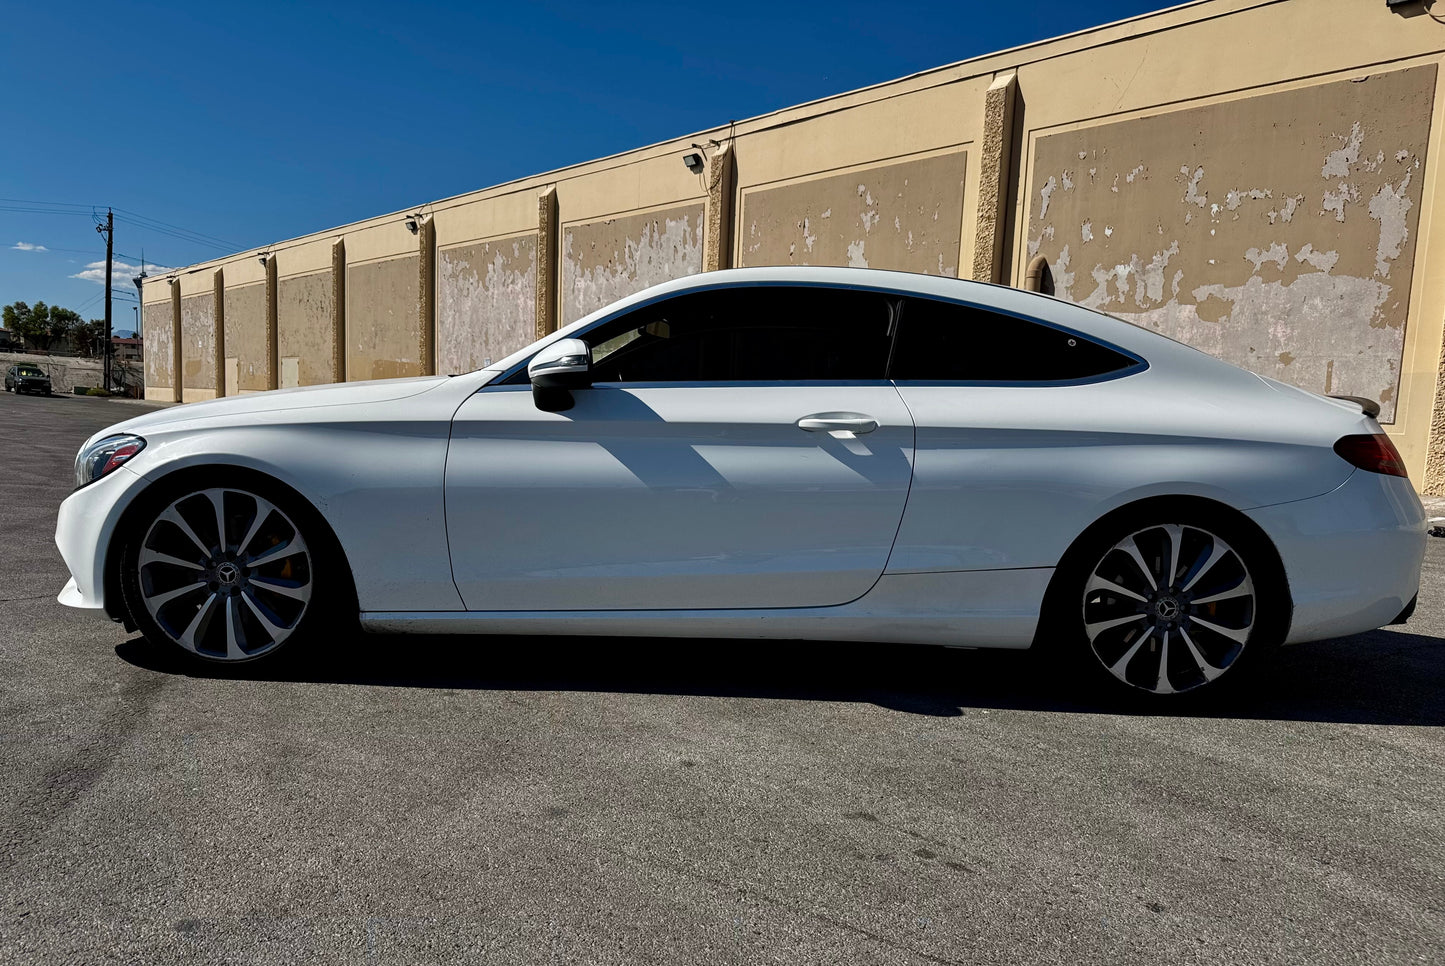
[147,0,1277,285]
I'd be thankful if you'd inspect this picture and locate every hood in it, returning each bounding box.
[97,374,451,440]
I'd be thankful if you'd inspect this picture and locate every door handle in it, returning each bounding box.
[796,412,879,436]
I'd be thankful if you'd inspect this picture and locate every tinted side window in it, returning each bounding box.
[581,286,894,383]
[890,297,1137,382]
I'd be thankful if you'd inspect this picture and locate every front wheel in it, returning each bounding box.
[121,482,328,663]
[1059,510,1286,699]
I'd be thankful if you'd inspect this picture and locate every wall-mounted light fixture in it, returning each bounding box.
[405,215,420,234]
[682,151,705,174]
[257,253,269,266]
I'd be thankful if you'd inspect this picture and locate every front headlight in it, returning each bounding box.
[74,434,146,489]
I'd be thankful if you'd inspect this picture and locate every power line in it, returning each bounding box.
[112,207,241,251]
[0,197,99,209]
[1,197,240,254]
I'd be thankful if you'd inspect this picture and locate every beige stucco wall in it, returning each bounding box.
[561,202,705,326]
[223,282,268,393]
[437,233,536,374]
[275,239,339,388]
[344,222,424,380]
[738,150,968,276]
[145,0,1445,486]
[1025,66,1435,423]
[218,256,269,395]
[347,254,422,380]
[433,189,539,373]
[177,272,218,403]
[141,288,175,402]
[277,271,335,388]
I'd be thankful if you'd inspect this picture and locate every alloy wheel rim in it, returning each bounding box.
[138,488,312,661]
[1082,524,1255,694]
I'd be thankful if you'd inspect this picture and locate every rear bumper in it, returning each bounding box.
[1247,470,1427,643]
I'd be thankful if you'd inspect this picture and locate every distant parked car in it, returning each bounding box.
[5,364,51,395]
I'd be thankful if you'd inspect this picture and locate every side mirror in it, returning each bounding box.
[527,338,591,412]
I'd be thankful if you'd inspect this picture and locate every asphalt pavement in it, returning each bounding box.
[1,389,1442,965]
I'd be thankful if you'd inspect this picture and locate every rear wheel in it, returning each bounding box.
[1059,509,1285,699]
[121,483,326,663]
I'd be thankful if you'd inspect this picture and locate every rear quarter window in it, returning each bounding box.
[890,296,1139,383]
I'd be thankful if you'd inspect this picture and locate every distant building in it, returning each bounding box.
[111,336,143,362]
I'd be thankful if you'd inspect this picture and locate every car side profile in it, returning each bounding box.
[6,364,52,395]
[55,267,1426,698]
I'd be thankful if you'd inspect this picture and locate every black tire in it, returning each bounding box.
[1046,504,1288,701]
[118,473,350,665]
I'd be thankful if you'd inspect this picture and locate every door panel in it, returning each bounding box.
[445,383,914,610]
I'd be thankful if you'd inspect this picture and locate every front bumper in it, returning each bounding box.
[54,464,147,619]
[1247,469,1427,643]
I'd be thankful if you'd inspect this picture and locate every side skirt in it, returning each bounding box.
[360,568,1053,649]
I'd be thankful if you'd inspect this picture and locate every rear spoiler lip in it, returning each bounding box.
[1329,394,1381,419]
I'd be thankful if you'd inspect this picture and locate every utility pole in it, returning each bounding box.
[97,208,114,392]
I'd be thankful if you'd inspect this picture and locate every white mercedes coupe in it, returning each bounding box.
[57,267,1426,698]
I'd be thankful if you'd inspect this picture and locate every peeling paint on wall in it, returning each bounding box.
[223,282,268,391]
[739,152,967,279]
[561,205,703,326]
[347,255,422,380]
[1028,66,1436,421]
[179,292,216,389]
[278,271,336,387]
[143,300,173,389]
[437,234,537,373]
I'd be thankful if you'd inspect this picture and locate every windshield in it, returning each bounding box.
[16,367,44,377]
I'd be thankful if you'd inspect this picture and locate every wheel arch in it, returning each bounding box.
[1031,494,1293,649]
[103,463,359,627]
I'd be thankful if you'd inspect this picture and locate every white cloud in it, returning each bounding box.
[12,241,48,252]
[72,259,174,286]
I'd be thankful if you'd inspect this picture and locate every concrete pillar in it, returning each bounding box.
[1425,327,1445,496]
[704,145,736,273]
[418,216,437,375]
[212,269,226,396]
[970,72,1018,284]
[264,255,279,390]
[331,238,347,382]
[536,186,559,340]
[169,278,182,403]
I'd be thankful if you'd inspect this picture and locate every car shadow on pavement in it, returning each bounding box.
[114,624,1445,724]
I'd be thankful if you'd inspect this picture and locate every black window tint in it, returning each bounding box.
[581,286,894,383]
[889,297,1137,382]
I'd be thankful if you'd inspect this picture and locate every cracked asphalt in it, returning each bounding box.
[1,389,1442,965]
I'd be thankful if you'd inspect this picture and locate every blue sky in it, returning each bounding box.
[1,0,1163,333]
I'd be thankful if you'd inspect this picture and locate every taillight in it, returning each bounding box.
[1333,433,1407,478]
